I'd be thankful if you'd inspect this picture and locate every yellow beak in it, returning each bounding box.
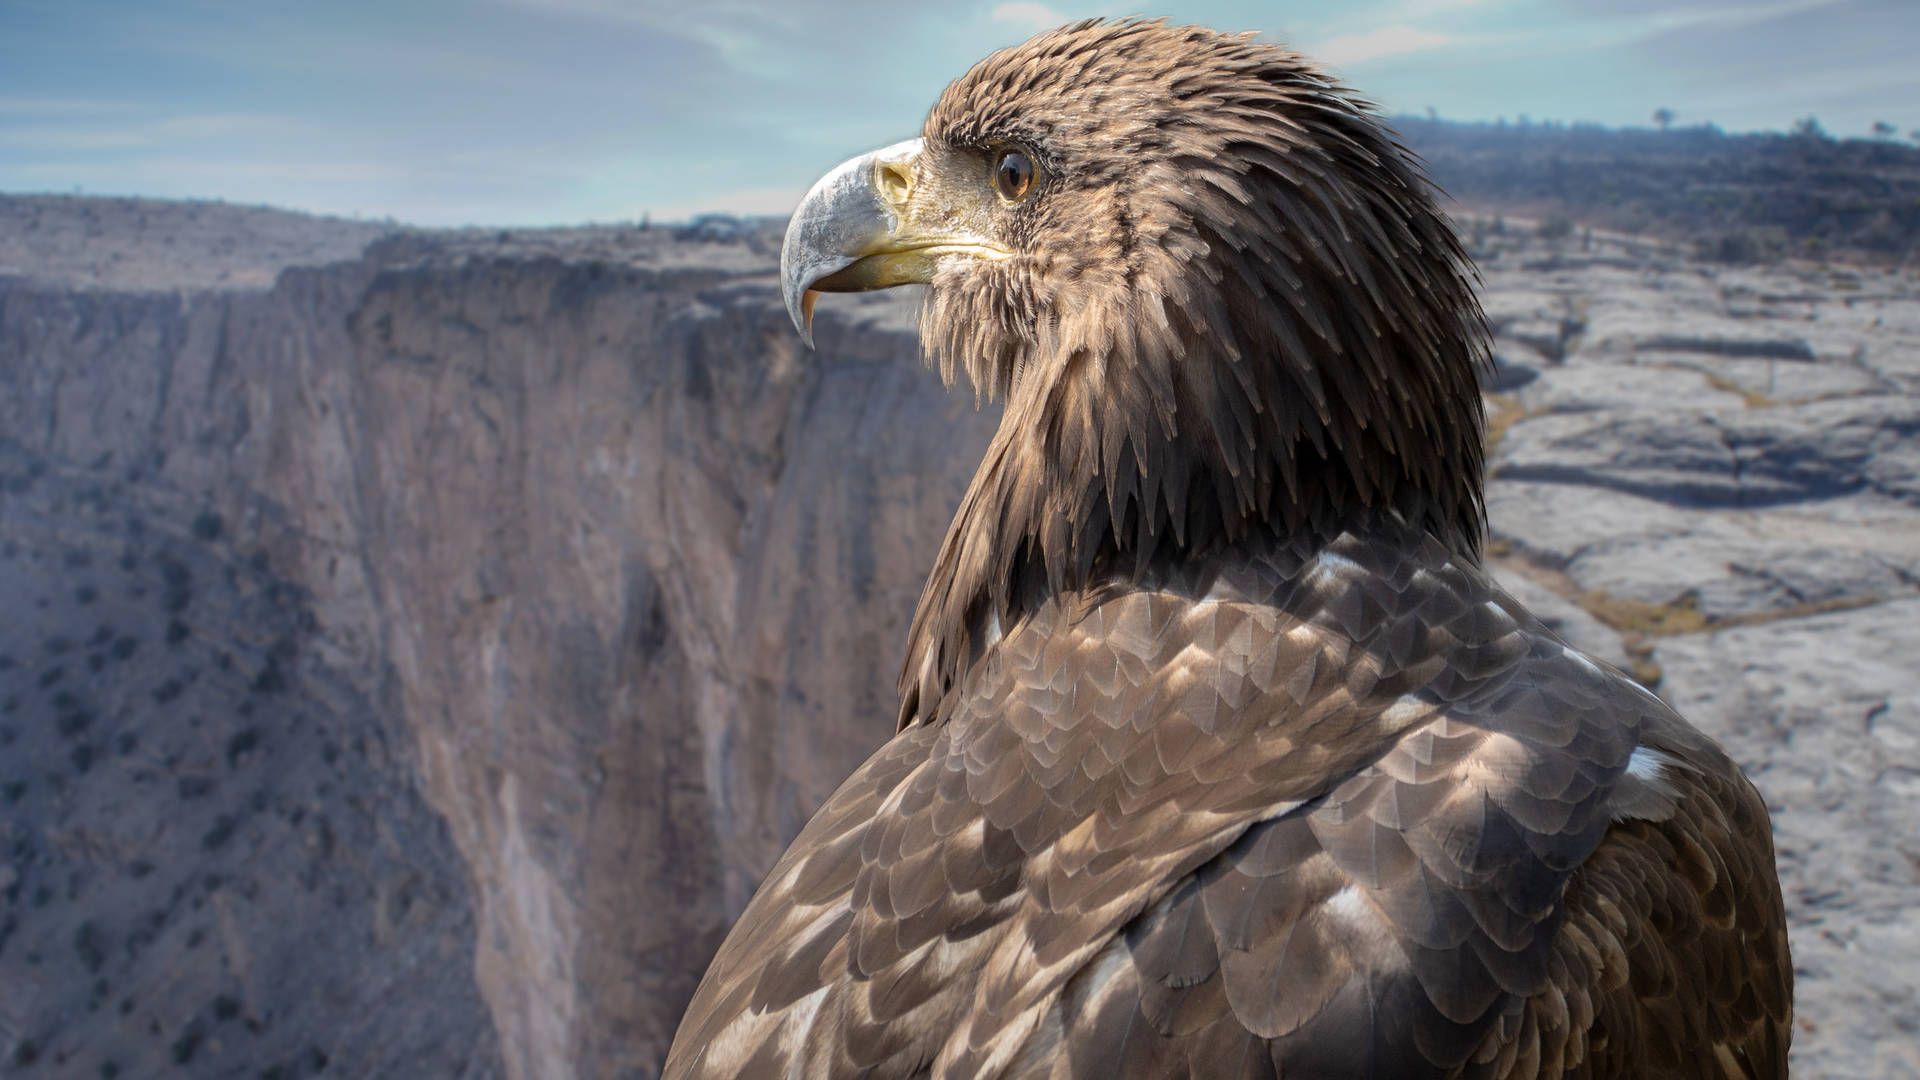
[779,138,1009,347]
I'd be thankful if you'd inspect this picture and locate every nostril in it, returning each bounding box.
[877,160,913,206]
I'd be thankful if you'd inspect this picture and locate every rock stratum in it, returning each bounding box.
[1,193,1916,1079]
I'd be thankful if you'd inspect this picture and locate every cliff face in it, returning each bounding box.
[326,237,992,1076]
[3,197,1918,1080]
[0,437,501,1079]
[0,208,996,1078]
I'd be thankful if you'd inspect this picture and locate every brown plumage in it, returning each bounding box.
[666,19,1790,1079]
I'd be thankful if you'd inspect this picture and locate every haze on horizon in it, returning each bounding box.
[3,0,1916,228]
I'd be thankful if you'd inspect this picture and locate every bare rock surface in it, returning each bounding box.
[1479,228,1920,639]
[1,194,1915,1078]
[1474,222,1920,1079]
[1655,600,1920,1080]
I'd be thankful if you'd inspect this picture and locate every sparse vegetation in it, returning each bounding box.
[1704,225,1790,265]
[1701,371,1777,408]
[1398,114,1920,263]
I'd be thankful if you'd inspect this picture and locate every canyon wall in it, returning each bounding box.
[3,196,1917,1077]
[2,205,996,1078]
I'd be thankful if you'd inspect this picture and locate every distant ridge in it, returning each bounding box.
[0,194,394,292]
[9,116,1920,276]
[1397,116,1920,263]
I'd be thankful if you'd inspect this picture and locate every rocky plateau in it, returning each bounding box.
[1,193,1915,1078]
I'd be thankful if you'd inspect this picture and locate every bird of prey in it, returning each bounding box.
[665,19,1791,1079]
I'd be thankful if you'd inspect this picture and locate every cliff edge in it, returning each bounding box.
[2,195,1916,1078]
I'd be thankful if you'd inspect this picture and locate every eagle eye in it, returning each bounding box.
[993,149,1035,203]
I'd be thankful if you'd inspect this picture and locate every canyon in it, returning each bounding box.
[2,193,1916,1077]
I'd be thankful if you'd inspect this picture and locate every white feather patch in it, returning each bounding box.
[1610,745,1683,822]
[1321,884,1396,952]
[1626,746,1672,783]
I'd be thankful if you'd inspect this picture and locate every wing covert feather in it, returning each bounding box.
[665,528,1789,1080]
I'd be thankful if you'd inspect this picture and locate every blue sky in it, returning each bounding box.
[3,0,1916,227]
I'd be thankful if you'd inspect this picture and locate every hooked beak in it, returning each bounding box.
[780,137,1009,347]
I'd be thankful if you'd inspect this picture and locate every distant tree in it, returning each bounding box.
[1707,226,1788,264]
[1426,105,1438,123]
[1791,115,1827,139]
[1653,107,1675,131]
[1911,129,1920,145]
[1871,120,1898,139]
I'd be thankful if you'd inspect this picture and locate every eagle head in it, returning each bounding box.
[780,19,1494,721]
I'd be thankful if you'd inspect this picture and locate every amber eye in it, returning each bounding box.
[993,149,1035,203]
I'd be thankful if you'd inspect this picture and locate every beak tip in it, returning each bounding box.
[780,137,924,352]
[784,287,818,349]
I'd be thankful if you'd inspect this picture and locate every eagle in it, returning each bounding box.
[665,20,1791,1079]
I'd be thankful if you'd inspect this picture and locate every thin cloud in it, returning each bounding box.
[1687,58,1920,118]
[991,3,1069,31]
[1584,0,1849,47]
[1316,24,1461,66]
[0,114,293,151]
[0,97,149,115]
[1315,0,1843,71]
[1,155,415,187]
[0,129,155,150]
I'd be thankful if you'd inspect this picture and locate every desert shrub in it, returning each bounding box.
[1704,226,1789,263]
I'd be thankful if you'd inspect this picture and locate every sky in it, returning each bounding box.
[3,0,1916,227]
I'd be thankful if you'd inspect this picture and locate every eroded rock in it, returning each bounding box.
[2,196,1915,1079]
[1656,601,1920,1080]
